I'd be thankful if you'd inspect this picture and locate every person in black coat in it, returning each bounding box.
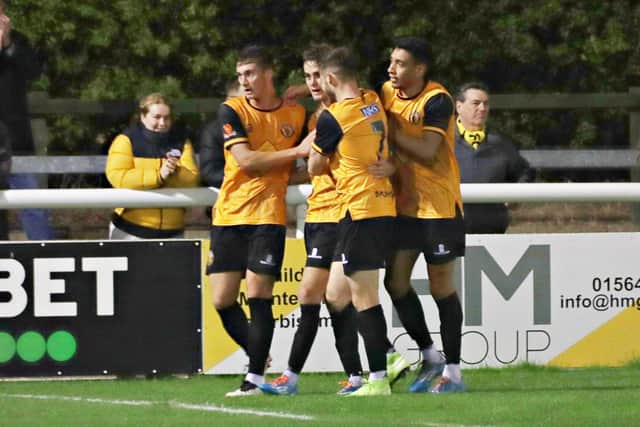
[198,80,243,188]
[1,1,54,239]
[454,82,535,234]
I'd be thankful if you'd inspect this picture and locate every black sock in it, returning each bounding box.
[247,298,275,375]
[287,304,321,373]
[356,304,389,373]
[392,288,433,349]
[216,302,249,353]
[329,303,363,377]
[435,292,463,364]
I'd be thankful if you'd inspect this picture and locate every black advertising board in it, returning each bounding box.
[0,240,202,376]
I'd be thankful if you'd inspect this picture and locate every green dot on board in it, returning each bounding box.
[16,331,46,363]
[47,330,77,362]
[0,332,16,363]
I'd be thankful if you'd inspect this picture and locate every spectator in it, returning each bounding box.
[199,80,243,189]
[0,0,55,240]
[105,93,200,239]
[454,82,534,234]
[0,120,10,239]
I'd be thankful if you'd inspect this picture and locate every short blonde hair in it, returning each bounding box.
[138,93,170,116]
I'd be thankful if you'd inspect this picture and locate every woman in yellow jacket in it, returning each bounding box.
[106,93,200,239]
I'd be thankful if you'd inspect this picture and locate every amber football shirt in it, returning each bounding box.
[213,96,306,225]
[380,80,462,219]
[312,89,396,221]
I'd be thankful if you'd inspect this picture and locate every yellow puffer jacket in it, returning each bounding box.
[106,124,200,237]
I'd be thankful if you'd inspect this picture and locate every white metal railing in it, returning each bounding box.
[2,183,640,209]
[1,183,638,238]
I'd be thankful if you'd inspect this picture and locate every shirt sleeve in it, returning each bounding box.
[423,93,454,132]
[312,110,343,155]
[217,104,249,149]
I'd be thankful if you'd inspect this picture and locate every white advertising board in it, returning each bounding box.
[204,233,640,374]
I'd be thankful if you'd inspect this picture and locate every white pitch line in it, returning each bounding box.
[1,393,153,406]
[0,393,314,421]
[171,401,314,421]
[414,422,496,427]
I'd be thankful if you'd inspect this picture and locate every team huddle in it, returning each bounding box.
[206,37,466,397]
[105,36,465,397]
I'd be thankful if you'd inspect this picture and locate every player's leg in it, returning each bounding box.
[261,222,337,395]
[384,217,433,386]
[345,268,392,396]
[339,215,394,397]
[426,260,465,393]
[211,272,247,351]
[260,265,328,395]
[424,210,466,394]
[325,261,364,395]
[208,225,249,354]
[226,225,285,397]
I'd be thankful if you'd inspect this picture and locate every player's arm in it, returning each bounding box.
[308,111,341,176]
[288,129,316,184]
[283,83,311,105]
[219,105,309,177]
[390,93,453,166]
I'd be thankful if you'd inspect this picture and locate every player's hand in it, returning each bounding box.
[160,157,178,181]
[283,84,310,105]
[368,157,396,178]
[296,130,316,158]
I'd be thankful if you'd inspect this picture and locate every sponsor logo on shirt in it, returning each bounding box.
[360,103,380,117]
[223,123,237,139]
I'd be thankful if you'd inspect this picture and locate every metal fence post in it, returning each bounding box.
[629,87,640,226]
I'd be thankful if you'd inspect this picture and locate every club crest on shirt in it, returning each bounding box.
[409,110,421,124]
[280,124,295,137]
[223,123,237,138]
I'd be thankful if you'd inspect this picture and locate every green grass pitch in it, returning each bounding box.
[1,363,638,426]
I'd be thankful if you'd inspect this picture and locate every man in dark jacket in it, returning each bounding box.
[1,1,54,239]
[198,80,243,188]
[454,82,534,233]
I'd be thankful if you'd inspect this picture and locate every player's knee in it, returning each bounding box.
[212,292,237,310]
[325,289,350,311]
[298,282,323,304]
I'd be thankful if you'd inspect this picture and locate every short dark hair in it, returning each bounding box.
[393,37,432,66]
[237,45,274,70]
[302,43,333,64]
[319,46,359,81]
[456,82,490,102]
